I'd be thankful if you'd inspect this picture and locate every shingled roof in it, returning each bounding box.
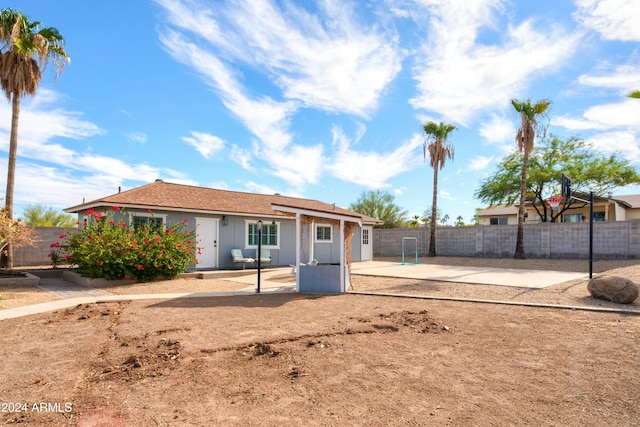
[65,180,382,224]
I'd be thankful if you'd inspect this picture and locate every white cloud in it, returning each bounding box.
[154,0,409,190]
[263,144,325,188]
[125,132,148,144]
[409,0,580,125]
[439,189,456,201]
[229,144,253,171]
[182,131,226,159]
[585,131,640,162]
[553,99,640,131]
[467,155,495,172]
[155,0,403,117]
[578,63,640,92]
[158,30,297,147]
[244,181,290,197]
[0,89,195,194]
[158,171,199,186]
[574,0,640,41]
[74,154,161,182]
[0,90,104,165]
[0,161,120,212]
[479,113,516,147]
[394,186,408,195]
[159,30,322,187]
[327,127,423,188]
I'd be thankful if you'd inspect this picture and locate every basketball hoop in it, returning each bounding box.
[546,195,564,211]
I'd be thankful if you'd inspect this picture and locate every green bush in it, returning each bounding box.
[59,207,198,282]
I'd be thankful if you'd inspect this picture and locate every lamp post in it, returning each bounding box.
[256,220,262,293]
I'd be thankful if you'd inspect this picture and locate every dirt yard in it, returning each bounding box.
[1,258,640,426]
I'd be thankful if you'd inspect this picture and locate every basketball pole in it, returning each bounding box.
[562,173,593,280]
[572,192,593,279]
[589,191,593,279]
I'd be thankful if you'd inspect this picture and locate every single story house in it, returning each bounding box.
[476,194,640,225]
[64,180,382,270]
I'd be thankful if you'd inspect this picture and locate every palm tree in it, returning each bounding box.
[22,204,76,227]
[511,98,551,259]
[0,9,68,268]
[423,121,456,257]
[629,90,640,99]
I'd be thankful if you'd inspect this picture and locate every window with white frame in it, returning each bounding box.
[246,221,279,248]
[80,211,108,227]
[129,212,167,229]
[315,224,333,242]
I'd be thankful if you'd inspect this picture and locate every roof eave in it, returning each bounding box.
[271,203,363,225]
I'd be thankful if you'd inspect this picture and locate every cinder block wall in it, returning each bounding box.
[374,220,640,260]
[11,227,77,267]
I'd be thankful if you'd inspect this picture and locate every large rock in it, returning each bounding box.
[588,276,639,304]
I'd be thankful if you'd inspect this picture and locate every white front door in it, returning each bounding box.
[361,226,373,261]
[195,217,219,269]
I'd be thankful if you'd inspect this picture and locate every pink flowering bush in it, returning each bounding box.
[59,207,197,282]
[48,241,64,269]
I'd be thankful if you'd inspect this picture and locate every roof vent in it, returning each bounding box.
[155,179,163,182]
[274,193,281,196]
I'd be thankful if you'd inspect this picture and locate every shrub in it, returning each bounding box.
[59,207,198,282]
[48,242,64,269]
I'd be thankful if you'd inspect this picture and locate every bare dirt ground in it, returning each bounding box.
[1,257,640,426]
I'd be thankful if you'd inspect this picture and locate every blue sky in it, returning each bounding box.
[2,0,640,224]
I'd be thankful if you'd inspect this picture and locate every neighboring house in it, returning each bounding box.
[476,194,640,225]
[64,180,382,270]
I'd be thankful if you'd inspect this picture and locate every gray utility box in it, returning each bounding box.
[298,264,342,294]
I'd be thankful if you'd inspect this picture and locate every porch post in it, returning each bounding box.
[295,212,301,292]
[340,219,345,292]
[309,220,315,263]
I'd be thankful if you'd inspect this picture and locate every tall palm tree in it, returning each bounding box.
[0,8,69,268]
[511,98,550,259]
[629,90,640,99]
[423,121,456,257]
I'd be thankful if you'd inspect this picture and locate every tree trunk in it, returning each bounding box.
[514,149,529,259]
[428,166,438,257]
[4,93,20,270]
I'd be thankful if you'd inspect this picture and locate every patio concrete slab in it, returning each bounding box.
[350,261,587,289]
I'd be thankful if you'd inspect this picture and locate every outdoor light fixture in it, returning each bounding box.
[222,215,228,226]
[256,220,263,294]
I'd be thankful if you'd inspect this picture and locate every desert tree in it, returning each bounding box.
[407,215,421,228]
[511,98,550,259]
[476,135,640,222]
[349,190,407,228]
[423,121,456,256]
[0,8,69,268]
[0,206,36,263]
